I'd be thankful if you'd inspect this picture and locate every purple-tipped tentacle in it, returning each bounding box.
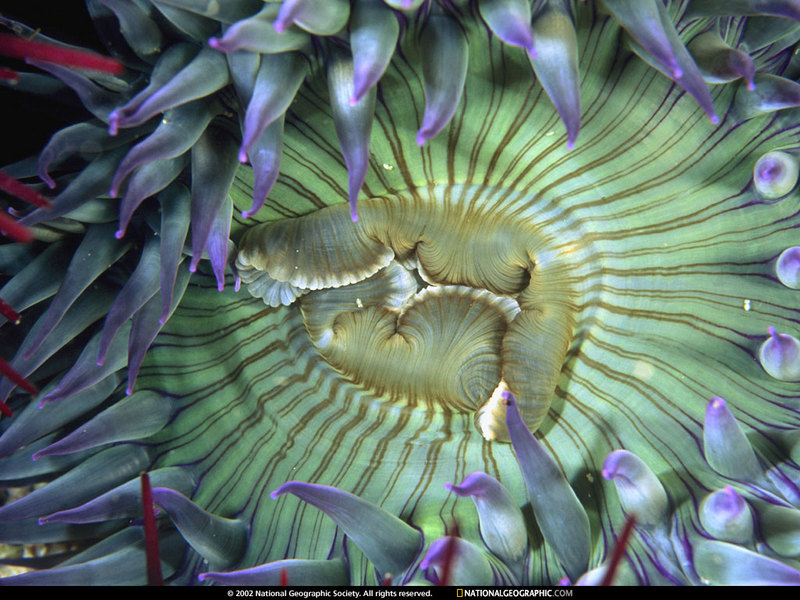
[688,31,756,90]
[602,449,668,526]
[239,51,308,163]
[126,264,191,396]
[0,445,149,523]
[208,4,309,54]
[752,150,799,200]
[188,125,240,275]
[116,154,188,239]
[96,236,161,365]
[107,43,196,135]
[22,149,126,227]
[37,120,129,189]
[109,47,229,131]
[158,184,191,323]
[242,116,284,219]
[734,73,800,119]
[273,0,350,36]
[504,391,590,580]
[0,375,119,459]
[417,15,469,146]
[328,50,377,222]
[698,486,754,544]
[34,391,172,461]
[109,98,220,198]
[478,0,536,53]
[206,195,234,291]
[446,472,528,567]
[20,223,129,360]
[350,0,399,104]
[151,487,247,569]
[38,321,130,407]
[602,0,681,77]
[39,466,192,523]
[271,480,421,577]
[621,1,718,123]
[703,397,762,480]
[759,326,800,381]
[776,246,800,289]
[529,2,581,149]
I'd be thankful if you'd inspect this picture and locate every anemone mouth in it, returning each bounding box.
[1,0,800,588]
[235,185,589,439]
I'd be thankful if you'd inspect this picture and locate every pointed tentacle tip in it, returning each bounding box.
[274,19,289,35]
[708,396,726,412]
[270,482,290,500]
[350,70,373,106]
[500,389,514,405]
[40,173,56,190]
[107,111,120,137]
[445,472,495,498]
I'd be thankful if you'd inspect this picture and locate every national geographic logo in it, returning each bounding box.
[457,590,573,597]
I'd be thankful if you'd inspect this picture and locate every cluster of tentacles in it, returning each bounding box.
[1,0,800,586]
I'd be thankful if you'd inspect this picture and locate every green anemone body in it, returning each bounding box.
[1,0,800,587]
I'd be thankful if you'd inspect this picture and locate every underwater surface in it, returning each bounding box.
[1,0,800,586]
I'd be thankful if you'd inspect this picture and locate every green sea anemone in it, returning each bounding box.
[1,0,800,586]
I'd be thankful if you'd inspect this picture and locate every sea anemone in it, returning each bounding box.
[1,0,800,586]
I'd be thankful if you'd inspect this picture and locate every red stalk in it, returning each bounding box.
[0,33,123,75]
[0,212,33,243]
[0,297,20,324]
[0,356,37,396]
[599,514,637,586]
[140,472,163,586]
[0,171,51,209]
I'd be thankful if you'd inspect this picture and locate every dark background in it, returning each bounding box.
[0,1,104,166]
